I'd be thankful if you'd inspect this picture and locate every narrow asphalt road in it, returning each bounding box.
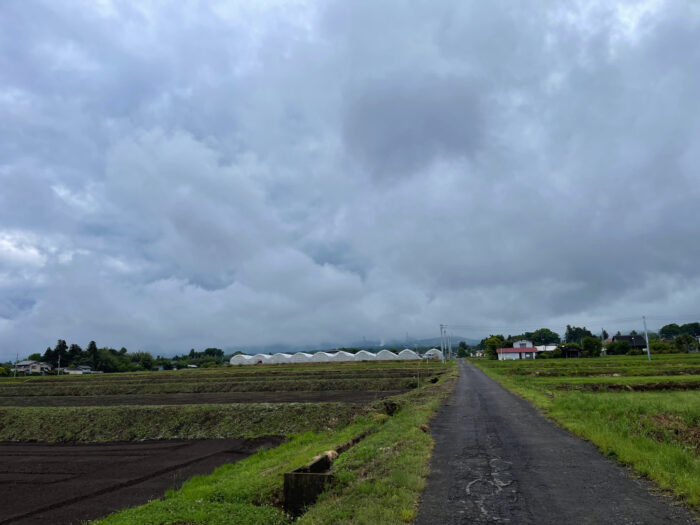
[416,360,697,524]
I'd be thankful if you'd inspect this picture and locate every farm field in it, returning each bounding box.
[0,390,403,407]
[0,437,282,525]
[472,354,700,510]
[0,360,456,524]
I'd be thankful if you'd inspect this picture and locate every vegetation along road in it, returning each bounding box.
[416,359,696,524]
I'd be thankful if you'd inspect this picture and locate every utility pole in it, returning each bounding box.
[643,315,651,361]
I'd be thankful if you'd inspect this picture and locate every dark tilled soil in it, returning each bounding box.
[0,390,404,407]
[0,437,283,525]
[415,360,698,525]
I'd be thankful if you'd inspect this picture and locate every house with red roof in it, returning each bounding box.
[497,340,539,361]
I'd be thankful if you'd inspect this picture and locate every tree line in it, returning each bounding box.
[455,321,700,360]
[0,340,231,375]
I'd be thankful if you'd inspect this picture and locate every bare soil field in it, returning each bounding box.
[0,437,283,525]
[0,389,404,407]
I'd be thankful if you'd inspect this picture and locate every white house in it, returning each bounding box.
[497,341,538,360]
[12,360,53,374]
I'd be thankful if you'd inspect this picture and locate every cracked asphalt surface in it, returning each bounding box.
[416,360,697,524]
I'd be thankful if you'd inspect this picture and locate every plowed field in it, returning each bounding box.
[0,437,282,525]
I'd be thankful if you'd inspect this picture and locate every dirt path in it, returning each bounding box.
[0,437,283,525]
[415,360,697,524]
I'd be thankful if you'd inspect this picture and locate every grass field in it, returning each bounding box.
[472,354,700,509]
[0,360,457,524]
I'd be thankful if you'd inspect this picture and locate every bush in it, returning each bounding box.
[582,337,602,358]
[605,341,631,355]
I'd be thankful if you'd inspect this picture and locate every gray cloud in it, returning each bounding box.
[343,75,484,177]
[1,0,699,358]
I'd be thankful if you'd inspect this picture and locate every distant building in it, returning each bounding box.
[496,346,538,360]
[12,360,53,374]
[612,335,647,349]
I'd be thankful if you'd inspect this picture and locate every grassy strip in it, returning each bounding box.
[472,359,700,509]
[548,392,700,506]
[0,403,369,443]
[0,362,446,384]
[96,362,458,525]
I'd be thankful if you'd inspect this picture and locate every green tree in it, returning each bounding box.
[531,328,560,345]
[484,335,505,360]
[42,346,54,366]
[457,341,470,358]
[601,329,609,340]
[680,322,700,337]
[659,323,682,338]
[27,353,42,361]
[674,334,698,353]
[86,341,99,369]
[0,366,7,376]
[68,344,82,365]
[47,339,69,368]
[581,337,602,358]
[565,325,593,343]
[605,340,631,355]
[650,339,672,354]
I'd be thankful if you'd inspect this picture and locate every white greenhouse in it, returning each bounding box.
[423,348,444,360]
[229,348,427,366]
[268,353,292,364]
[311,352,333,362]
[290,352,313,363]
[376,349,399,360]
[397,349,420,360]
[230,354,254,365]
[330,351,355,362]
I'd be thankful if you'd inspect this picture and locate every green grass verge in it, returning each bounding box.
[0,403,369,443]
[472,357,700,509]
[95,362,458,525]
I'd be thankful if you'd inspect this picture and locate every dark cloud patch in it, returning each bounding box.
[343,75,484,178]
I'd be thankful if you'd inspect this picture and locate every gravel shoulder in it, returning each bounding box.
[416,359,698,524]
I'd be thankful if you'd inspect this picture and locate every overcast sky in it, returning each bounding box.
[1,0,700,358]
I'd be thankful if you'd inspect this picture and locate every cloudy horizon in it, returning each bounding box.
[2,1,700,359]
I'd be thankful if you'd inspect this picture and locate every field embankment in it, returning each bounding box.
[93,361,457,525]
[0,360,457,524]
[472,354,700,510]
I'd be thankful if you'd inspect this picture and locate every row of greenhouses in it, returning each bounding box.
[229,348,444,365]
